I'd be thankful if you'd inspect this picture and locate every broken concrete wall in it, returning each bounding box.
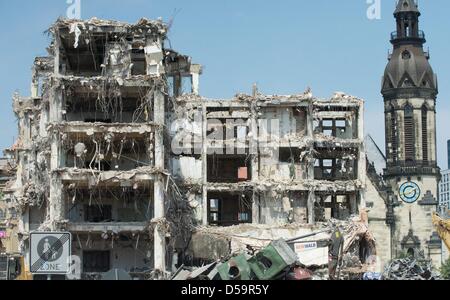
[105,42,132,77]
[172,157,203,183]
[64,189,153,223]
[258,192,308,225]
[71,234,153,277]
[260,107,307,142]
[365,177,391,269]
[259,152,307,181]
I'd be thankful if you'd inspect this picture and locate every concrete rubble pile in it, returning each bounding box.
[382,258,440,281]
[172,212,378,280]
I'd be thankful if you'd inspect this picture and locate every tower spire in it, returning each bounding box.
[382,0,438,172]
[394,0,420,15]
[391,0,424,45]
[382,0,437,98]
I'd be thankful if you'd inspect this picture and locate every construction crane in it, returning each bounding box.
[432,212,450,251]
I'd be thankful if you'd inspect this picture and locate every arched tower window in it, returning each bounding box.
[405,22,410,37]
[422,106,428,164]
[390,107,398,162]
[404,104,415,164]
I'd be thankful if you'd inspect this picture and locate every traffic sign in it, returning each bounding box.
[30,232,72,274]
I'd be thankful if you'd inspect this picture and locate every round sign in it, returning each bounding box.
[399,182,421,204]
[37,236,64,262]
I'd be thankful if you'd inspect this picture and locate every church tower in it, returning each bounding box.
[382,0,442,265]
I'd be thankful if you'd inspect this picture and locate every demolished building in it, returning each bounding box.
[8,17,202,279]
[169,91,368,262]
[8,17,376,279]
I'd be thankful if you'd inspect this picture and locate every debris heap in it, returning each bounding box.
[383,258,440,281]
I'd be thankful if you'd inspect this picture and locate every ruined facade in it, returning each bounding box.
[170,92,366,227]
[169,89,369,267]
[8,17,372,279]
[8,18,203,279]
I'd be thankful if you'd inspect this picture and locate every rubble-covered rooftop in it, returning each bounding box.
[49,17,168,37]
[176,90,364,106]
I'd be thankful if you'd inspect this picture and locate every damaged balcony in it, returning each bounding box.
[64,186,153,233]
[58,31,108,76]
[61,132,154,171]
[55,167,159,184]
[63,85,155,124]
[53,18,167,78]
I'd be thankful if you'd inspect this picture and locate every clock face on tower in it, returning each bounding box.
[399,182,421,204]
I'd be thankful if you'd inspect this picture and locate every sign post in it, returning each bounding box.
[30,232,72,276]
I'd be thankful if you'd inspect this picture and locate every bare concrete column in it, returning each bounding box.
[49,131,64,229]
[154,175,166,271]
[153,88,166,272]
[22,117,31,148]
[250,103,260,224]
[174,74,182,97]
[50,133,60,171]
[307,191,315,224]
[39,107,49,138]
[189,64,202,96]
[306,101,315,180]
[191,73,200,95]
[50,87,63,123]
[251,147,259,223]
[202,102,208,226]
[252,195,260,224]
[31,83,38,98]
[349,194,358,215]
[202,187,208,226]
[307,100,316,224]
[31,68,39,98]
[54,33,60,76]
[357,103,367,209]
[49,176,64,229]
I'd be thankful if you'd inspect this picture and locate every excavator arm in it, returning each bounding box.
[432,212,450,251]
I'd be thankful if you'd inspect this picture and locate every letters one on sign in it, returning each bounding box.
[30,232,72,274]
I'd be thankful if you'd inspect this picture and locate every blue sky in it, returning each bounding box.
[0,0,449,168]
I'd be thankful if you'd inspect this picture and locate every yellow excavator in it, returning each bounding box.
[0,253,32,280]
[432,212,450,252]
